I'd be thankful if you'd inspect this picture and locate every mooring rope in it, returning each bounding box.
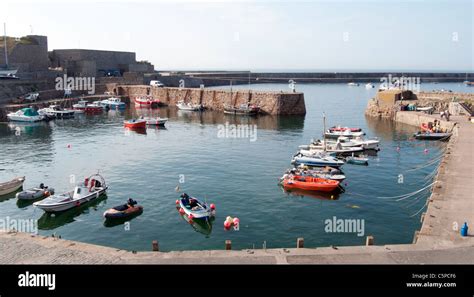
[409,200,429,217]
[404,154,445,172]
[375,181,437,200]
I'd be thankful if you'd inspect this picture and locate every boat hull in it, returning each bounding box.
[178,197,212,219]
[34,187,108,213]
[283,176,339,192]
[0,177,25,196]
[124,120,147,129]
[7,114,44,122]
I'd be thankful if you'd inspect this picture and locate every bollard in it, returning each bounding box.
[366,235,374,246]
[225,240,232,250]
[152,240,159,252]
[297,237,304,248]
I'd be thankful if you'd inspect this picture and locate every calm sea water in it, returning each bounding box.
[0,82,472,251]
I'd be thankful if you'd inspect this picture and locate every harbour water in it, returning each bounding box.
[0,82,472,251]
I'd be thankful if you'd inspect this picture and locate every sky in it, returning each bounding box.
[1,0,473,71]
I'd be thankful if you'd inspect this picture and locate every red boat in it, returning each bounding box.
[282,175,340,192]
[329,126,362,132]
[134,95,162,107]
[124,119,146,129]
[72,100,103,114]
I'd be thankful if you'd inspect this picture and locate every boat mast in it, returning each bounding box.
[323,112,327,152]
[3,23,8,69]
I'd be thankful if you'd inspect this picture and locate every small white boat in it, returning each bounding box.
[16,184,54,200]
[176,101,201,111]
[365,83,374,89]
[346,155,369,165]
[33,174,107,213]
[7,108,44,122]
[325,129,365,139]
[38,105,75,119]
[141,116,168,126]
[0,176,25,196]
[348,82,359,86]
[100,97,126,109]
[292,154,345,167]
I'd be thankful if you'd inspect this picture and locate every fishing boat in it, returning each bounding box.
[38,105,75,119]
[134,95,162,107]
[176,101,202,111]
[223,103,260,115]
[16,183,54,200]
[124,119,147,129]
[33,174,108,213]
[414,132,452,141]
[177,193,215,219]
[141,116,168,126]
[324,129,365,139]
[346,155,369,165]
[292,154,345,167]
[103,198,143,219]
[0,176,25,196]
[282,175,340,192]
[100,97,126,109]
[72,100,103,114]
[7,108,44,122]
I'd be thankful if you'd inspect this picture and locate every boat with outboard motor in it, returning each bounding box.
[177,193,215,220]
[33,174,108,213]
[100,97,126,109]
[414,131,452,141]
[103,198,143,219]
[16,183,54,200]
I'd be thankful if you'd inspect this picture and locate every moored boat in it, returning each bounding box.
[101,97,126,109]
[282,175,340,192]
[177,193,215,220]
[73,100,103,114]
[346,155,369,165]
[292,154,345,167]
[223,103,260,115]
[38,105,75,119]
[176,101,202,111]
[7,108,44,122]
[33,173,108,213]
[103,198,143,219]
[124,119,147,129]
[0,176,25,196]
[141,116,168,126]
[324,129,365,139]
[329,126,362,132]
[414,132,452,141]
[134,95,162,107]
[16,183,54,200]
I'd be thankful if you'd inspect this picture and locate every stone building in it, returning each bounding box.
[0,35,50,77]
[49,49,154,77]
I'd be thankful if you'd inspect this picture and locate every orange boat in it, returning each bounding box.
[283,175,340,192]
[124,119,146,129]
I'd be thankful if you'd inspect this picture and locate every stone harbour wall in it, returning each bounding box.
[110,85,306,115]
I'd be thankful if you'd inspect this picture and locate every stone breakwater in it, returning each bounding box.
[365,91,474,119]
[109,85,306,115]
